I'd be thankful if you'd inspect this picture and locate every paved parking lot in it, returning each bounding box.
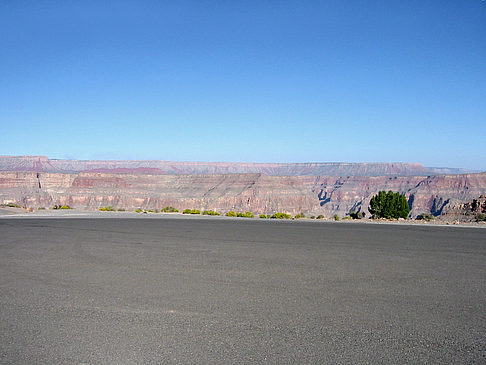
[1,218,485,364]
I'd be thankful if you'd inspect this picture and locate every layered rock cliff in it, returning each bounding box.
[2,171,486,217]
[0,156,474,176]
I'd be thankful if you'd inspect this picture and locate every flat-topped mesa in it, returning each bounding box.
[0,156,475,176]
[0,155,53,172]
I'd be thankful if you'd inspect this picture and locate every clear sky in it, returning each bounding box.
[1,1,485,170]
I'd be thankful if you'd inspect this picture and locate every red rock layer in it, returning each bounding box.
[2,171,486,217]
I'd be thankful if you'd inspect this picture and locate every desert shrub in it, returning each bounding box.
[271,212,292,219]
[99,206,115,211]
[342,216,352,220]
[237,211,255,218]
[225,211,238,217]
[183,209,200,214]
[259,214,270,219]
[332,214,340,221]
[161,206,179,213]
[349,211,365,219]
[60,205,71,209]
[476,213,486,222]
[135,209,143,213]
[369,191,410,219]
[203,210,221,216]
[294,213,306,219]
[316,214,325,220]
[416,213,434,221]
[5,203,20,208]
[117,208,126,211]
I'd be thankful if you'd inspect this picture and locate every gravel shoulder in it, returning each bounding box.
[1,207,484,229]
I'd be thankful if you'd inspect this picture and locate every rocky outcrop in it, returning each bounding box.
[0,156,475,176]
[437,196,486,222]
[2,171,486,217]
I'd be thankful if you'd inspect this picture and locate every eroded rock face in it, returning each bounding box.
[312,174,486,217]
[2,171,486,217]
[0,156,474,176]
[437,195,486,222]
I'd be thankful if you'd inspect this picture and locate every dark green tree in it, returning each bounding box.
[369,190,410,219]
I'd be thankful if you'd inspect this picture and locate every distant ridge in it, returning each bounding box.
[0,155,474,177]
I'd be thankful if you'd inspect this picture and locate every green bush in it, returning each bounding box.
[294,213,306,219]
[183,209,200,214]
[316,214,325,220]
[416,213,434,221]
[259,214,270,219]
[349,211,365,219]
[5,203,20,208]
[203,210,221,216]
[476,213,486,222]
[225,211,238,217]
[369,191,410,219]
[237,211,255,218]
[99,206,115,211]
[332,214,340,221]
[271,212,292,219]
[52,204,72,210]
[135,208,143,213]
[117,208,126,211]
[161,206,179,213]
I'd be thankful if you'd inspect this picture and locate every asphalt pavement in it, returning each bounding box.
[1,218,485,364]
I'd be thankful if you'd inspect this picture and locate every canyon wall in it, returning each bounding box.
[0,156,474,176]
[2,171,486,217]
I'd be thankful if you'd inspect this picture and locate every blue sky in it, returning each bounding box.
[1,1,485,170]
